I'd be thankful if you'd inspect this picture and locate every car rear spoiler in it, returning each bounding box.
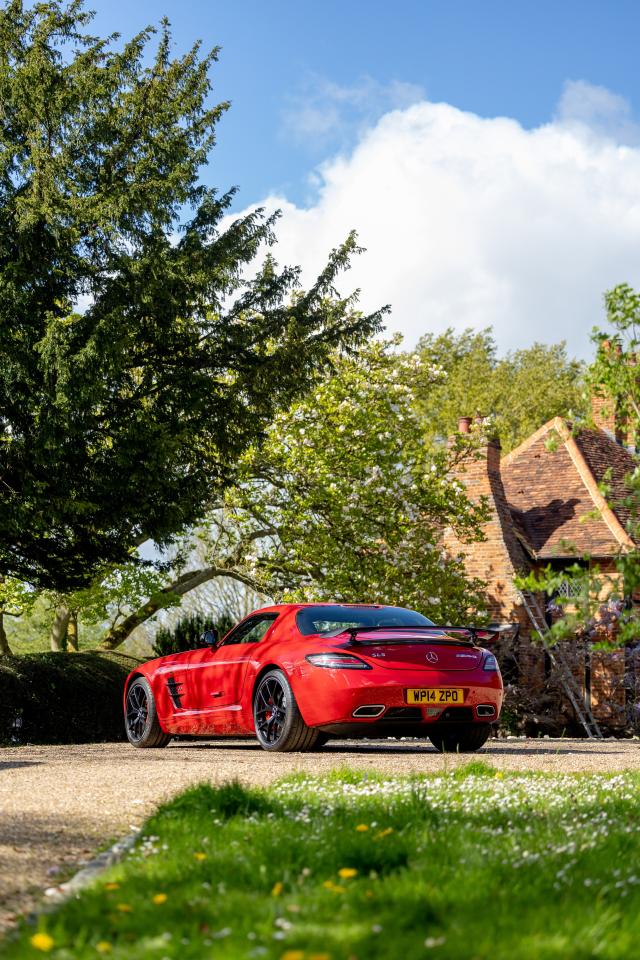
[345,623,520,645]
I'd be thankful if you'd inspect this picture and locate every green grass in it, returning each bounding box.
[4,764,640,959]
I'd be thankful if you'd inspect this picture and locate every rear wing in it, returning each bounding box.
[345,623,519,645]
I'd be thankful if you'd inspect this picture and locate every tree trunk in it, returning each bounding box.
[50,604,70,652]
[67,611,79,652]
[0,613,12,656]
[100,566,262,650]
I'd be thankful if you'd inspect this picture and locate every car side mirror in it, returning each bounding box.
[201,628,219,647]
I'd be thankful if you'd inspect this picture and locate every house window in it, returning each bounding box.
[557,578,584,599]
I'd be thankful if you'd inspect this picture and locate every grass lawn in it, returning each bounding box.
[4,762,640,959]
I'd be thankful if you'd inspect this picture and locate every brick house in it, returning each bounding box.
[446,394,639,733]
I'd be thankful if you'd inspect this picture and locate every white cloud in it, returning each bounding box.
[239,85,640,358]
[281,74,425,149]
[555,79,640,145]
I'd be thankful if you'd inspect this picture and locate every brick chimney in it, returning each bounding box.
[590,342,637,449]
[444,420,531,627]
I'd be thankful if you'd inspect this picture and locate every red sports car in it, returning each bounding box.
[124,603,503,753]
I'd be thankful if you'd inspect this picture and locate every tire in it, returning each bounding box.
[253,669,321,752]
[428,724,491,754]
[311,732,331,750]
[125,677,171,748]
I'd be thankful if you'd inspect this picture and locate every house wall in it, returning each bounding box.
[448,437,633,730]
[445,437,546,692]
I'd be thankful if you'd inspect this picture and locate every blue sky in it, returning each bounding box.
[89,1,640,356]
[90,0,640,207]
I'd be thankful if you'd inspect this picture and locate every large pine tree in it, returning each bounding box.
[0,1,383,590]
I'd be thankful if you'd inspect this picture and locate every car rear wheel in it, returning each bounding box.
[125,677,171,748]
[428,724,491,753]
[253,669,321,752]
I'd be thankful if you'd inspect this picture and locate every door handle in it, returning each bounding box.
[211,691,223,698]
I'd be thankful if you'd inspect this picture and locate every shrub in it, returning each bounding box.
[152,613,235,657]
[0,652,139,745]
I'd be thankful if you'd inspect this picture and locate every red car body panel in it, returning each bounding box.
[124,604,503,738]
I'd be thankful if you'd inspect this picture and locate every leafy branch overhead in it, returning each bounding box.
[0,0,385,591]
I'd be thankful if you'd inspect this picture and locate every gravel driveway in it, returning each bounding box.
[2,736,639,930]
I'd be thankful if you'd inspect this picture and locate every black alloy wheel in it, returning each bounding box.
[126,681,148,742]
[124,677,171,748]
[428,723,491,753]
[253,668,322,752]
[254,674,287,745]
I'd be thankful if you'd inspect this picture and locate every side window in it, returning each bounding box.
[222,614,278,646]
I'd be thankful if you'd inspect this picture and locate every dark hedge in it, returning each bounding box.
[0,652,141,745]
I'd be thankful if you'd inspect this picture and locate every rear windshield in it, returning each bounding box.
[296,605,434,636]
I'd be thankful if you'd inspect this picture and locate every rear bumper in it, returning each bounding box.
[317,718,496,738]
[292,664,503,728]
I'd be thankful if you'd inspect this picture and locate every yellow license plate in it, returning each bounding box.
[407,688,465,705]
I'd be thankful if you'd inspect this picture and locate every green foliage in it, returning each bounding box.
[224,339,489,623]
[10,771,640,959]
[518,290,640,652]
[0,576,34,617]
[414,327,586,452]
[518,466,640,650]
[0,652,137,744]
[588,283,640,442]
[3,593,106,653]
[152,612,235,657]
[0,1,383,592]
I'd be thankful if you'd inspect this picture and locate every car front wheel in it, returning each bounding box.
[125,677,171,748]
[428,724,491,753]
[253,669,321,752]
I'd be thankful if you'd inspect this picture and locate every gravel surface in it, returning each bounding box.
[1,736,639,930]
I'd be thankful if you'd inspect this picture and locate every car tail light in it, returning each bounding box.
[483,653,499,672]
[305,653,372,670]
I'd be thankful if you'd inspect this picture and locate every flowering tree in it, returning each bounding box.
[224,340,489,623]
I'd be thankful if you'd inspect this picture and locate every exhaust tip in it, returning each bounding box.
[476,704,496,718]
[352,704,385,718]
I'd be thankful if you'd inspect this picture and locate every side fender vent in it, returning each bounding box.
[167,675,184,709]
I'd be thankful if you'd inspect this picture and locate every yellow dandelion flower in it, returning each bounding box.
[30,933,54,953]
[103,882,120,891]
[271,881,284,897]
[495,771,504,779]
[193,852,207,861]
[322,879,346,893]
[152,893,167,905]
[355,824,369,832]
[96,943,112,955]
[281,951,306,960]
[374,827,394,839]
[116,903,132,913]
[309,953,332,960]
[338,867,358,879]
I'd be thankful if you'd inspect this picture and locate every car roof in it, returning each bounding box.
[250,602,392,614]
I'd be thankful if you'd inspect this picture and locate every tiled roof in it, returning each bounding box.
[574,429,637,531]
[501,418,637,559]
